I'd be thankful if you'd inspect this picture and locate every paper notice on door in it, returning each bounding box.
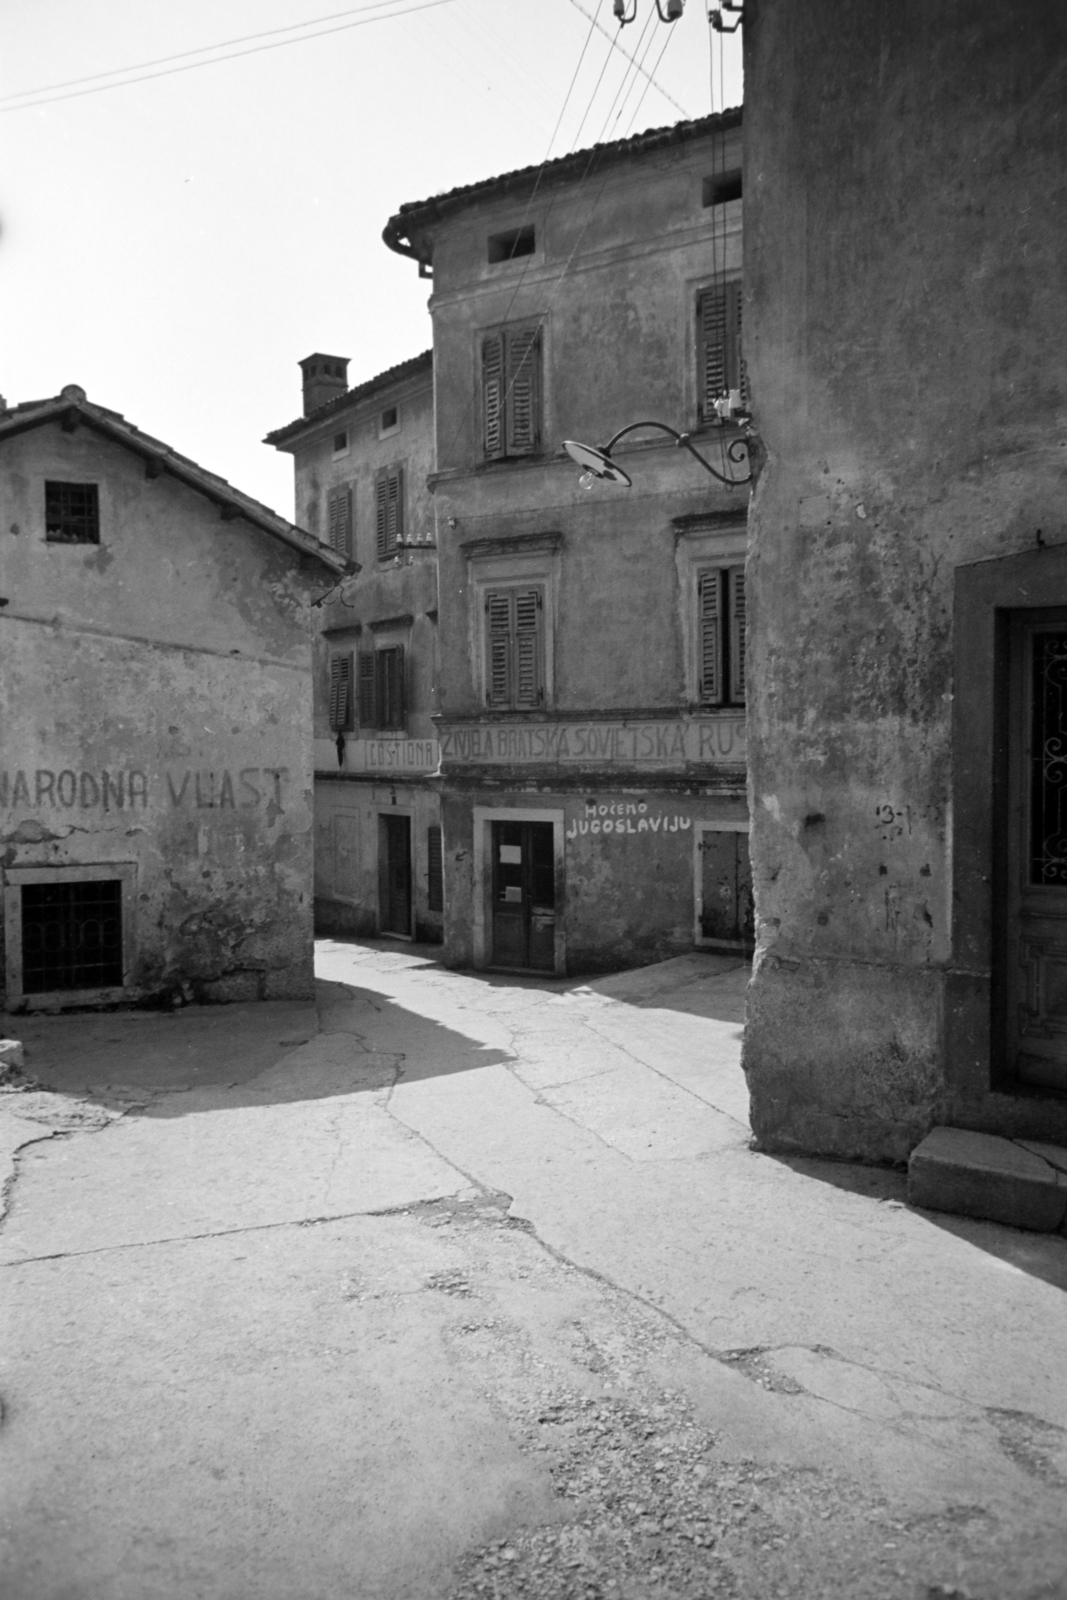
[499,845,522,863]
[503,886,523,902]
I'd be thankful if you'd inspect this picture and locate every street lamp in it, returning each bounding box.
[562,419,752,491]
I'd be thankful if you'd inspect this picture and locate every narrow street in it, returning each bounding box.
[1,940,1065,1600]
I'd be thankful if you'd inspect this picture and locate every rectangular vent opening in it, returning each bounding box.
[703,172,743,207]
[21,879,123,992]
[488,226,535,264]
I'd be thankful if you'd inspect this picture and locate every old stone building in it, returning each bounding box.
[266,351,443,942]
[742,0,1067,1162]
[384,112,752,975]
[0,385,347,1010]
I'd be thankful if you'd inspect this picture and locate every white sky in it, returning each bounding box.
[1,0,742,519]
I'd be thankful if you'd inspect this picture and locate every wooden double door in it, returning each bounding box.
[491,820,556,972]
[1003,610,1067,1090]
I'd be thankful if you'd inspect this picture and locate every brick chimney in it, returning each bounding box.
[299,353,349,418]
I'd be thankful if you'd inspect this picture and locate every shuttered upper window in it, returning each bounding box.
[357,646,406,731]
[482,325,542,461]
[326,487,352,557]
[485,586,544,709]
[328,653,354,731]
[697,566,746,706]
[696,282,747,423]
[375,466,404,559]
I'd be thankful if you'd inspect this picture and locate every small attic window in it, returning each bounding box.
[703,172,743,207]
[332,430,349,458]
[379,405,399,437]
[45,481,99,544]
[488,225,535,264]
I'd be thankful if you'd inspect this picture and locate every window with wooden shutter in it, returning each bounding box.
[376,645,406,730]
[484,587,544,709]
[697,566,746,706]
[328,653,354,730]
[327,487,352,557]
[482,326,542,460]
[698,570,722,705]
[357,651,377,728]
[375,466,404,559]
[697,282,744,422]
[427,824,444,912]
[728,567,746,704]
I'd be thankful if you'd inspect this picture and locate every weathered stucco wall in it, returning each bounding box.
[1,421,321,1006]
[743,0,1067,1157]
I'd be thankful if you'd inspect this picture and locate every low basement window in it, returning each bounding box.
[703,172,743,206]
[45,480,99,543]
[488,225,535,264]
[21,879,124,992]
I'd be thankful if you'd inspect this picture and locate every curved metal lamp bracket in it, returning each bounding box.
[564,419,752,490]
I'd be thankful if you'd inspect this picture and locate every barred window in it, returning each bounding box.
[45,481,99,544]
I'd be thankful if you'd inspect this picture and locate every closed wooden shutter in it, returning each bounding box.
[727,281,748,407]
[375,471,388,558]
[698,288,727,421]
[514,588,542,706]
[388,465,404,549]
[483,332,505,459]
[328,653,353,730]
[427,824,444,913]
[327,487,352,556]
[505,328,541,456]
[377,645,406,729]
[698,570,722,704]
[728,567,746,703]
[357,651,377,728]
[486,590,513,706]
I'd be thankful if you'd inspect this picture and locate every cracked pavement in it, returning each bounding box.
[1,940,1066,1600]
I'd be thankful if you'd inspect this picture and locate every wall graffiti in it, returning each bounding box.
[566,799,693,841]
[0,766,287,812]
[439,715,745,767]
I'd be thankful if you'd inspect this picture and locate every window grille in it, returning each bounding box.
[45,481,99,544]
[21,879,123,992]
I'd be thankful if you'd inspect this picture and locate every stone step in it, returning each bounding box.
[907,1126,1067,1233]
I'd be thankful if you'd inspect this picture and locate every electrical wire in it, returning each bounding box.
[0,0,458,113]
[565,0,689,118]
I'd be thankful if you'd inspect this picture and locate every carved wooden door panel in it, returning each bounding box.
[1005,611,1067,1090]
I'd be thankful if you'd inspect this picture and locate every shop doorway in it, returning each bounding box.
[1003,610,1067,1091]
[695,825,754,950]
[491,819,556,971]
[378,813,411,937]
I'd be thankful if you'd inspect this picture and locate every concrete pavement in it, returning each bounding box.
[1,939,1065,1600]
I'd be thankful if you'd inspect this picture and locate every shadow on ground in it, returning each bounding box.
[770,1151,1067,1293]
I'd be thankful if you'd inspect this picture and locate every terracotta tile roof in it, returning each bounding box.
[264,348,434,447]
[0,386,351,574]
[383,108,742,264]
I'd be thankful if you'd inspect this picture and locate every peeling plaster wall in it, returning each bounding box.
[742,0,1067,1158]
[424,122,751,973]
[1,422,319,1006]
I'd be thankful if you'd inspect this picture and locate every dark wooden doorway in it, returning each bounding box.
[378,813,412,937]
[1004,610,1067,1091]
[699,829,754,948]
[491,820,555,971]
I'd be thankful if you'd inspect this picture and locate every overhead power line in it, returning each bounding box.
[565,0,690,119]
[0,0,458,113]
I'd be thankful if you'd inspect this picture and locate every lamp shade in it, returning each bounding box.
[562,439,633,488]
